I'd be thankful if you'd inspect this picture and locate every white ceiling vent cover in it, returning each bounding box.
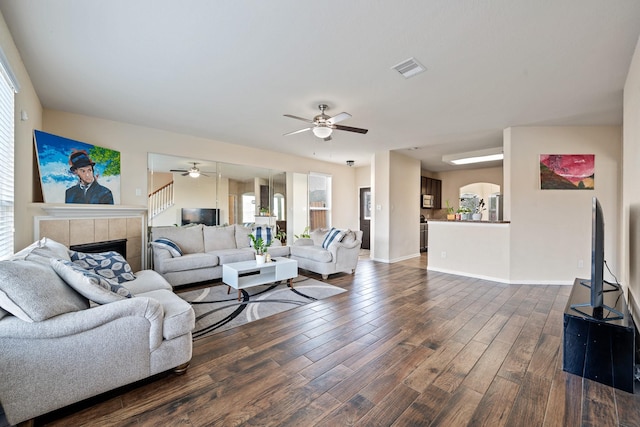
[392,57,426,78]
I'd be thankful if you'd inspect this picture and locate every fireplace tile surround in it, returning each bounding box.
[33,205,147,272]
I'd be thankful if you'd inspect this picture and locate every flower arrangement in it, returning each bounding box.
[474,199,486,214]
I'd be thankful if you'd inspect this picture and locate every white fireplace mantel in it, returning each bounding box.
[33,203,148,218]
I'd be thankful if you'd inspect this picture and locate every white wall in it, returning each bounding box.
[505,126,622,284]
[371,151,420,262]
[623,34,640,316]
[389,151,421,262]
[429,222,510,281]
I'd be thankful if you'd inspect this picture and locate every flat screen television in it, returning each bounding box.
[571,197,622,321]
[181,208,219,226]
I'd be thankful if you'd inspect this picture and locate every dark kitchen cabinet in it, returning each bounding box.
[420,223,428,252]
[420,176,442,209]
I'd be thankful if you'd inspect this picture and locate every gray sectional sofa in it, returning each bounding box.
[150,223,289,286]
[0,237,195,426]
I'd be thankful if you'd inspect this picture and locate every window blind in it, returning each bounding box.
[0,51,16,259]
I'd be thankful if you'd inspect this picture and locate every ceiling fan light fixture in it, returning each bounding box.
[312,126,333,139]
[189,170,200,178]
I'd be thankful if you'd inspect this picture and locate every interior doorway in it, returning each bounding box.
[359,187,371,250]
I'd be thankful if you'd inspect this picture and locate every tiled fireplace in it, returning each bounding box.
[34,205,147,272]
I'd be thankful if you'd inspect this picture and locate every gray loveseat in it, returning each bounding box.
[0,238,195,426]
[150,223,289,287]
[290,228,363,279]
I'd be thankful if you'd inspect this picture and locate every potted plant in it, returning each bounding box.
[295,226,311,240]
[249,234,272,264]
[445,200,456,220]
[457,207,472,221]
[472,199,485,220]
[275,227,287,245]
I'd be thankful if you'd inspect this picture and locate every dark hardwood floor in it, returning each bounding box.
[23,253,640,426]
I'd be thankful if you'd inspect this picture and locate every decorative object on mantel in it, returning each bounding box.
[33,130,121,204]
[540,154,594,190]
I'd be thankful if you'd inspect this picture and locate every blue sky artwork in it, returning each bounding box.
[33,130,121,203]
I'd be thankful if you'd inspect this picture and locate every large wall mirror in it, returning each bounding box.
[147,153,287,233]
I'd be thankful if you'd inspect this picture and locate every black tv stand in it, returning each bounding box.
[563,278,636,393]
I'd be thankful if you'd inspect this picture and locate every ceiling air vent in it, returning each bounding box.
[391,57,426,78]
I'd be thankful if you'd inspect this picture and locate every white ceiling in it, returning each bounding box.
[2,1,639,171]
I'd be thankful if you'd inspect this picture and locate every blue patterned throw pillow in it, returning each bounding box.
[50,258,133,304]
[151,238,183,257]
[70,250,136,283]
[322,227,345,249]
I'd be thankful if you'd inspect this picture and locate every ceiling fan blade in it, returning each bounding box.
[284,114,314,124]
[170,169,188,173]
[333,124,369,134]
[283,127,312,136]
[181,172,189,176]
[323,135,332,142]
[327,112,351,125]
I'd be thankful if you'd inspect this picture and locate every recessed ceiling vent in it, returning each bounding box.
[391,57,426,78]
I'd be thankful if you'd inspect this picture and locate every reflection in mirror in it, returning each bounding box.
[147,153,286,232]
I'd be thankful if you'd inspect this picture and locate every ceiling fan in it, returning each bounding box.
[283,104,368,141]
[169,162,210,178]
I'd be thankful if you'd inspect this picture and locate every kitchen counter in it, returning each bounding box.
[427,219,510,224]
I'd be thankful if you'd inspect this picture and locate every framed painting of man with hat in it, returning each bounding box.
[33,130,121,204]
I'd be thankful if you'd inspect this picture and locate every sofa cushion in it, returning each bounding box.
[151,224,204,254]
[137,289,195,340]
[50,259,133,304]
[289,245,333,263]
[150,238,183,257]
[234,224,252,249]
[203,225,237,252]
[70,250,137,284]
[322,227,345,249]
[11,237,71,266]
[0,259,89,322]
[125,270,173,294]
[342,229,357,244]
[310,228,329,246]
[267,245,290,258]
[156,253,218,274]
[211,249,256,265]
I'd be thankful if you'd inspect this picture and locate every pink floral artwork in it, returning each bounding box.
[540,154,594,189]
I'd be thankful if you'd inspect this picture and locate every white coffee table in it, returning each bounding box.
[223,257,298,300]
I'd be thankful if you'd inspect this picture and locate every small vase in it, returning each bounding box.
[447,214,456,220]
[472,213,482,221]
[256,254,266,265]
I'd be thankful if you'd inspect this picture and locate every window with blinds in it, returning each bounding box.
[0,49,17,260]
